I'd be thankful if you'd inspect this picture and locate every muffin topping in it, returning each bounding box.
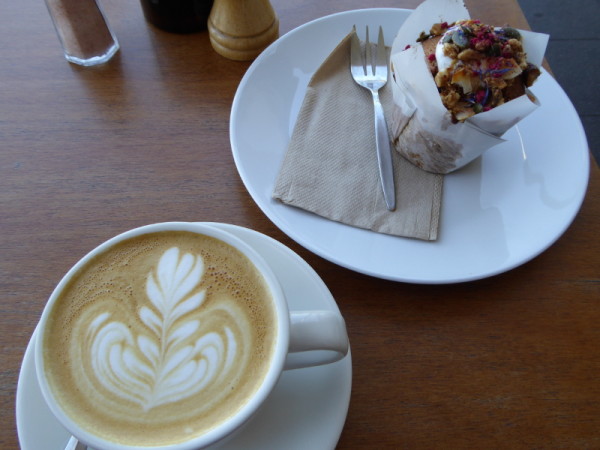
[414,20,541,122]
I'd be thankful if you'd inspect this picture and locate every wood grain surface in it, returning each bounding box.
[1,0,598,448]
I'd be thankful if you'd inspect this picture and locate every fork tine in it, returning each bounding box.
[350,28,365,76]
[375,26,387,78]
[365,26,372,75]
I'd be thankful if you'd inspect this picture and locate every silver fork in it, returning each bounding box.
[350,26,396,211]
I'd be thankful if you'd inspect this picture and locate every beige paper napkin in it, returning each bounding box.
[272,31,443,241]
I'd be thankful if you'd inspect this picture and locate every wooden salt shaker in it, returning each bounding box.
[208,0,279,61]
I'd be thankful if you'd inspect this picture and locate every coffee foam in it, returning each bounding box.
[42,231,276,446]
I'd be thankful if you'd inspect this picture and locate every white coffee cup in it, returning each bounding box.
[35,222,348,450]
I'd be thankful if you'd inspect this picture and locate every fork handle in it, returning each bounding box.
[371,90,396,211]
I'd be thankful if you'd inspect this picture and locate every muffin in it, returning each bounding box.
[416,20,541,122]
[388,0,549,174]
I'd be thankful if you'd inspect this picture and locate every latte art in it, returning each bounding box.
[42,231,276,447]
[87,247,240,411]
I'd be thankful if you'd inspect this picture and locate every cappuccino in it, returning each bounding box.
[40,230,277,447]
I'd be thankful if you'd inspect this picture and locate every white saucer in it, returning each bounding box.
[16,223,352,450]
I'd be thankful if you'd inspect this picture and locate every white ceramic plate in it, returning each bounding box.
[230,8,590,284]
[16,224,352,450]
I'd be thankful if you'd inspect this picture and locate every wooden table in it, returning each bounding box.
[1,0,598,448]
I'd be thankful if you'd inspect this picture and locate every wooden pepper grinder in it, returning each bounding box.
[208,0,279,61]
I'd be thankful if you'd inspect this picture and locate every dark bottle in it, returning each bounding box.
[140,0,214,33]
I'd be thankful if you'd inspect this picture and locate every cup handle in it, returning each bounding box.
[284,311,349,370]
